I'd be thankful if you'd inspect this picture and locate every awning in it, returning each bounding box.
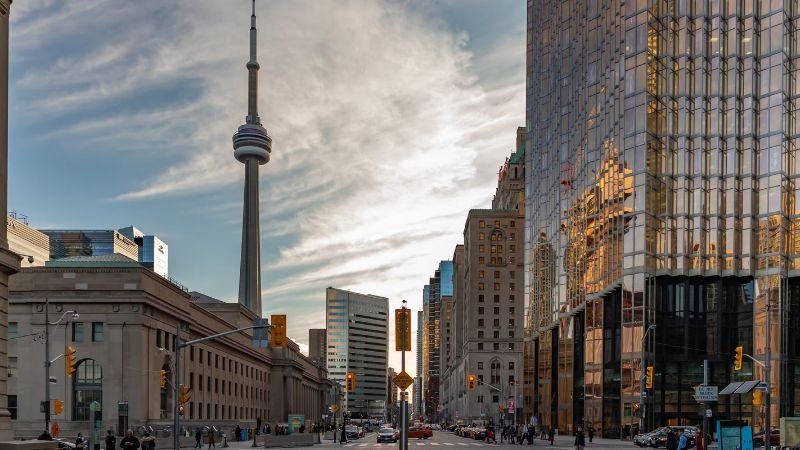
[719,380,761,395]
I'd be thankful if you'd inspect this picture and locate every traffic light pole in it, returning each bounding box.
[44,300,50,433]
[172,322,270,450]
[400,301,408,450]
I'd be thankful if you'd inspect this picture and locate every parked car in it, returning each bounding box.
[635,428,668,447]
[408,426,433,439]
[346,426,360,440]
[448,425,458,432]
[471,427,487,440]
[54,440,76,450]
[430,424,442,431]
[753,428,780,447]
[377,428,398,443]
[651,427,696,449]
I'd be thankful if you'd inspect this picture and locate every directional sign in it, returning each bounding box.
[694,386,719,402]
[393,371,414,391]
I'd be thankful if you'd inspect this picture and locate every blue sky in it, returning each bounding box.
[8,0,525,375]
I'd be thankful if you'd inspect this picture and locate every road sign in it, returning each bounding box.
[706,409,712,418]
[331,404,339,413]
[395,309,411,351]
[393,371,414,391]
[694,386,719,402]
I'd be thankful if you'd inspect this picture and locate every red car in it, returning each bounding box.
[408,426,433,439]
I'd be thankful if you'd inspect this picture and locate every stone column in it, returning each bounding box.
[0,0,19,441]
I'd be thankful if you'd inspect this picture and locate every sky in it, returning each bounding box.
[8,0,526,376]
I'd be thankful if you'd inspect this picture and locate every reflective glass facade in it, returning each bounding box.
[525,0,800,437]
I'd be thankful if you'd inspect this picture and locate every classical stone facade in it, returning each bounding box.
[8,263,332,439]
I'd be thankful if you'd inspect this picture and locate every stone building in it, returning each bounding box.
[8,260,333,438]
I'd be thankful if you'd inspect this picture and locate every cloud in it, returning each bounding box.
[10,0,524,374]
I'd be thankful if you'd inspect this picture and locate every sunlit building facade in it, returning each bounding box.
[526,0,800,438]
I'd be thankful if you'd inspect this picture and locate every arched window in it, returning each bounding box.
[490,360,501,385]
[73,359,102,421]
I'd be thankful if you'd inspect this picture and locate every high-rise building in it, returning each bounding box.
[386,367,398,424]
[414,310,423,419]
[525,0,800,436]
[308,328,327,367]
[0,0,19,439]
[233,0,272,317]
[422,260,452,423]
[119,226,169,278]
[325,287,388,421]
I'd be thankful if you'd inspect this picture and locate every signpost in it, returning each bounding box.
[694,386,719,402]
[395,301,411,450]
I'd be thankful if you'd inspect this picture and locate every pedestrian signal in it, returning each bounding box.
[65,346,76,376]
[467,374,476,390]
[645,366,654,389]
[734,346,743,371]
[346,372,356,392]
[160,369,167,389]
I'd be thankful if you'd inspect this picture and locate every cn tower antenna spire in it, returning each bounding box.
[233,0,271,317]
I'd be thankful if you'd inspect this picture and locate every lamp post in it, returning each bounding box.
[640,324,656,433]
[43,297,79,433]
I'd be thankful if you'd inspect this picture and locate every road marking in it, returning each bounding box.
[443,443,454,446]
[358,444,368,447]
[430,444,440,446]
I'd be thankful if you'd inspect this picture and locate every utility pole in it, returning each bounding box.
[764,289,771,450]
[400,300,409,450]
[703,360,709,444]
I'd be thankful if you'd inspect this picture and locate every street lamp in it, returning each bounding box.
[43,297,79,433]
[640,324,656,433]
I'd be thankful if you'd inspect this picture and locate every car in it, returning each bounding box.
[430,424,442,431]
[448,425,458,432]
[651,427,697,449]
[753,428,780,447]
[635,428,668,448]
[346,426,360,440]
[408,426,433,439]
[377,428,398,443]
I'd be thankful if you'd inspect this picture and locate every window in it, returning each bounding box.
[509,319,515,326]
[215,355,219,369]
[479,232,485,240]
[478,362,484,370]
[510,256,516,264]
[478,343,484,350]
[208,352,212,366]
[207,376,211,391]
[479,282,485,290]
[494,283,500,290]
[509,331,515,338]
[478,319,484,327]
[510,232,515,239]
[493,343,499,350]
[478,331,484,338]
[479,245,485,252]
[92,322,104,342]
[494,307,500,314]
[479,270,485,278]
[494,295,500,303]
[479,256,485,264]
[8,322,17,340]
[478,307,485,314]
[190,402,194,420]
[198,403,203,419]
[509,295,515,303]
[215,378,219,393]
[479,220,485,228]
[509,270,515,278]
[479,295,484,302]
[494,221,500,227]
[477,395,484,403]
[509,362,515,370]
[199,349,203,364]
[493,319,500,327]
[510,307,515,314]
[8,395,16,420]
[510,221,515,227]
[199,377,203,391]
[493,331,499,339]
[190,372,194,389]
[478,375,484,384]
[72,322,84,342]
[510,245,516,253]
[509,343,515,350]
[509,375,515,384]
[190,346,195,361]
[493,395,499,403]
[510,282,515,290]
[8,357,16,378]
[494,271,500,278]
[73,359,102,421]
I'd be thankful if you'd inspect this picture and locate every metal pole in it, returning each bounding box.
[764,291,771,450]
[703,360,709,445]
[173,324,181,450]
[44,297,50,433]
[401,302,408,450]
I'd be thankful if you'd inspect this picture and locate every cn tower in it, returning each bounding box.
[232,0,271,317]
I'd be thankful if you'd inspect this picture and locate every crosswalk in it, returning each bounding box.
[327,442,497,447]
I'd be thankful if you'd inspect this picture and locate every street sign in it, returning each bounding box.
[252,318,269,348]
[395,309,411,351]
[694,386,719,402]
[706,409,713,418]
[393,371,414,391]
[757,382,769,391]
[331,404,339,413]
[507,398,515,411]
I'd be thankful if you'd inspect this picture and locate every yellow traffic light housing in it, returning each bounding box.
[271,315,287,347]
[467,374,476,390]
[645,366,654,389]
[65,346,76,376]
[160,369,167,389]
[53,399,63,415]
[346,372,356,392]
[734,346,743,371]
[179,385,192,404]
[752,389,762,406]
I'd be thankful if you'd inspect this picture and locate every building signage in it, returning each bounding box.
[694,386,719,402]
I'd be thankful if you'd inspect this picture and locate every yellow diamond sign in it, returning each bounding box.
[393,371,414,391]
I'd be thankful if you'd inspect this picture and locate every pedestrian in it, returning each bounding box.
[695,428,704,450]
[105,430,117,450]
[141,432,156,450]
[234,425,241,442]
[120,429,141,450]
[76,432,85,450]
[502,426,507,443]
[666,428,678,450]
[194,428,203,449]
[340,424,347,444]
[265,424,271,436]
[677,430,688,450]
[208,428,216,449]
[522,425,529,445]
[575,427,586,450]
[527,425,535,445]
[548,427,556,446]
[588,427,595,444]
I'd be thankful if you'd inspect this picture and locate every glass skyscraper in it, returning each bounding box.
[525,0,800,437]
[326,287,389,421]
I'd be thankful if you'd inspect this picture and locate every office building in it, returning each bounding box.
[414,310,423,420]
[0,0,19,439]
[525,0,800,436]
[43,229,139,262]
[386,367,398,424]
[119,226,169,278]
[325,287,388,421]
[422,261,452,423]
[308,328,327,367]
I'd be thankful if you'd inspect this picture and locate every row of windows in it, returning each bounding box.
[476,330,516,339]
[477,282,516,290]
[477,294,516,303]
[477,244,516,253]
[154,329,265,381]
[476,342,516,351]
[476,307,516,315]
[187,372,266,400]
[478,220,516,228]
[478,270,516,279]
[478,232,517,240]
[184,402,265,421]
[477,361,514,370]
[9,321,106,343]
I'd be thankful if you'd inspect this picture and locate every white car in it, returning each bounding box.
[430,424,442,431]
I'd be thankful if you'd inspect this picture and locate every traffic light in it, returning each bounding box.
[65,346,76,376]
[467,374,476,390]
[346,372,356,392]
[734,346,743,371]
[271,315,287,347]
[160,369,167,389]
[53,399,63,415]
[645,366,654,389]
[179,405,185,415]
[752,389,762,406]
[179,385,192,404]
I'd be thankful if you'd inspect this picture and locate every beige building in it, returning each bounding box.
[0,0,22,441]
[8,260,333,439]
[7,216,48,268]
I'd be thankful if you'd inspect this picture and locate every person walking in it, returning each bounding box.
[588,426,595,444]
[234,425,241,442]
[141,431,156,450]
[105,430,117,450]
[522,425,529,445]
[120,429,141,450]
[666,428,678,450]
[208,428,216,449]
[339,424,347,444]
[527,425,535,445]
[502,426,507,443]
[548,427,555,446]
[677,430,688,450]
[695,428,704,450]
[194,428,203,449]
[75,432,85,450]
[575,427,586,450]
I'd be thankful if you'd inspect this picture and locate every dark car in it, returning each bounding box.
[753,428,780,447]
[346,426,360,440]
[651,427,696,449]
[377,428,398,443]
